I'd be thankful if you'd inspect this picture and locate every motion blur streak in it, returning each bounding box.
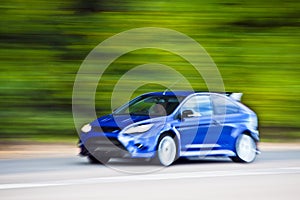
[0,149,299,200]
[0,1,299,141]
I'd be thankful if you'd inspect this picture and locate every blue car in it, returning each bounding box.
[78,91,260,166]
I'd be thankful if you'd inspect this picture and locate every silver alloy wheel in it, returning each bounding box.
[235,134,256,163]
[158,136,177,166]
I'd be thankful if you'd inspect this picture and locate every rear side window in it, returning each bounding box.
[212,95,240,115]
[181,95,213,116]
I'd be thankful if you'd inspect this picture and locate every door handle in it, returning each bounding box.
[212,119,221,126]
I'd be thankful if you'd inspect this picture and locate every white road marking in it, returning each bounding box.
[0,167,299,190]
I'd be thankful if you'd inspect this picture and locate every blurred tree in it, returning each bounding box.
[73,0,128,13]
[75,0,101,13]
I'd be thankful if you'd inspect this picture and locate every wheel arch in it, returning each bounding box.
[241,129,259,142]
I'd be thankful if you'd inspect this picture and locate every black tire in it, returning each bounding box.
[88,155,110,164]
[231,134,257,163]
[153,135,177,166]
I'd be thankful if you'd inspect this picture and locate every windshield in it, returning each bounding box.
[114,95,185,116]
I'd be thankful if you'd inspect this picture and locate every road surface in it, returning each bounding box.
[0,145,299,200]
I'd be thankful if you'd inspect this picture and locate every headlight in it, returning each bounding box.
[81,123,92,133]
[124,124,154,134]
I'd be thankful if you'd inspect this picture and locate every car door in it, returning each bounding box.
[210,94,242,149]
[175,95,214,152]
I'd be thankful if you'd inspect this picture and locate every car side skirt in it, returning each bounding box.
[180,149,236,157]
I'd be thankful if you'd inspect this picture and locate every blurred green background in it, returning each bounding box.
[0,0,299,142]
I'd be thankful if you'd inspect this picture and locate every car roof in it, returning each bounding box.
[144,91,229,97]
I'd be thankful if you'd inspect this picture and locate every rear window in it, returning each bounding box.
[212,95,239,115]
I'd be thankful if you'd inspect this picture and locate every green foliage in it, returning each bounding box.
[0,0,299,141]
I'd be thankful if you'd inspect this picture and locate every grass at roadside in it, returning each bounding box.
[0,136,78,145]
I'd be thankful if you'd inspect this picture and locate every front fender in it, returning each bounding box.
[151,124,182,157]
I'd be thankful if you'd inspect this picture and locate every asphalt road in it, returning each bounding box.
[0,149,299,200]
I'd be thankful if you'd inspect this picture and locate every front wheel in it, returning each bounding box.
[154,135,177,166]
[231,134,257,163]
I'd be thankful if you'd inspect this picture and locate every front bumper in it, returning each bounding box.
[79,137,131,158]
[79,134,156,159]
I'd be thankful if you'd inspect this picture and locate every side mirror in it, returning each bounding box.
[180,110,194,119]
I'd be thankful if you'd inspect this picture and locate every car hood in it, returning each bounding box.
[91,114,151,129]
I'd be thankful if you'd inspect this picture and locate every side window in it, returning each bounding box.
[181,95,213,117]
[212,95,239,115]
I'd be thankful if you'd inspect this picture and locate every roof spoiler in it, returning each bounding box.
[225,92,243,101]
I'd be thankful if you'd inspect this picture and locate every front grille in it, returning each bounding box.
[92,126,121,133]
[85,137,127,152]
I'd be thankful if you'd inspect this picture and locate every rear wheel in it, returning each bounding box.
[231,134,257,163]
[88,155,110,164]
[154,135,177,166]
